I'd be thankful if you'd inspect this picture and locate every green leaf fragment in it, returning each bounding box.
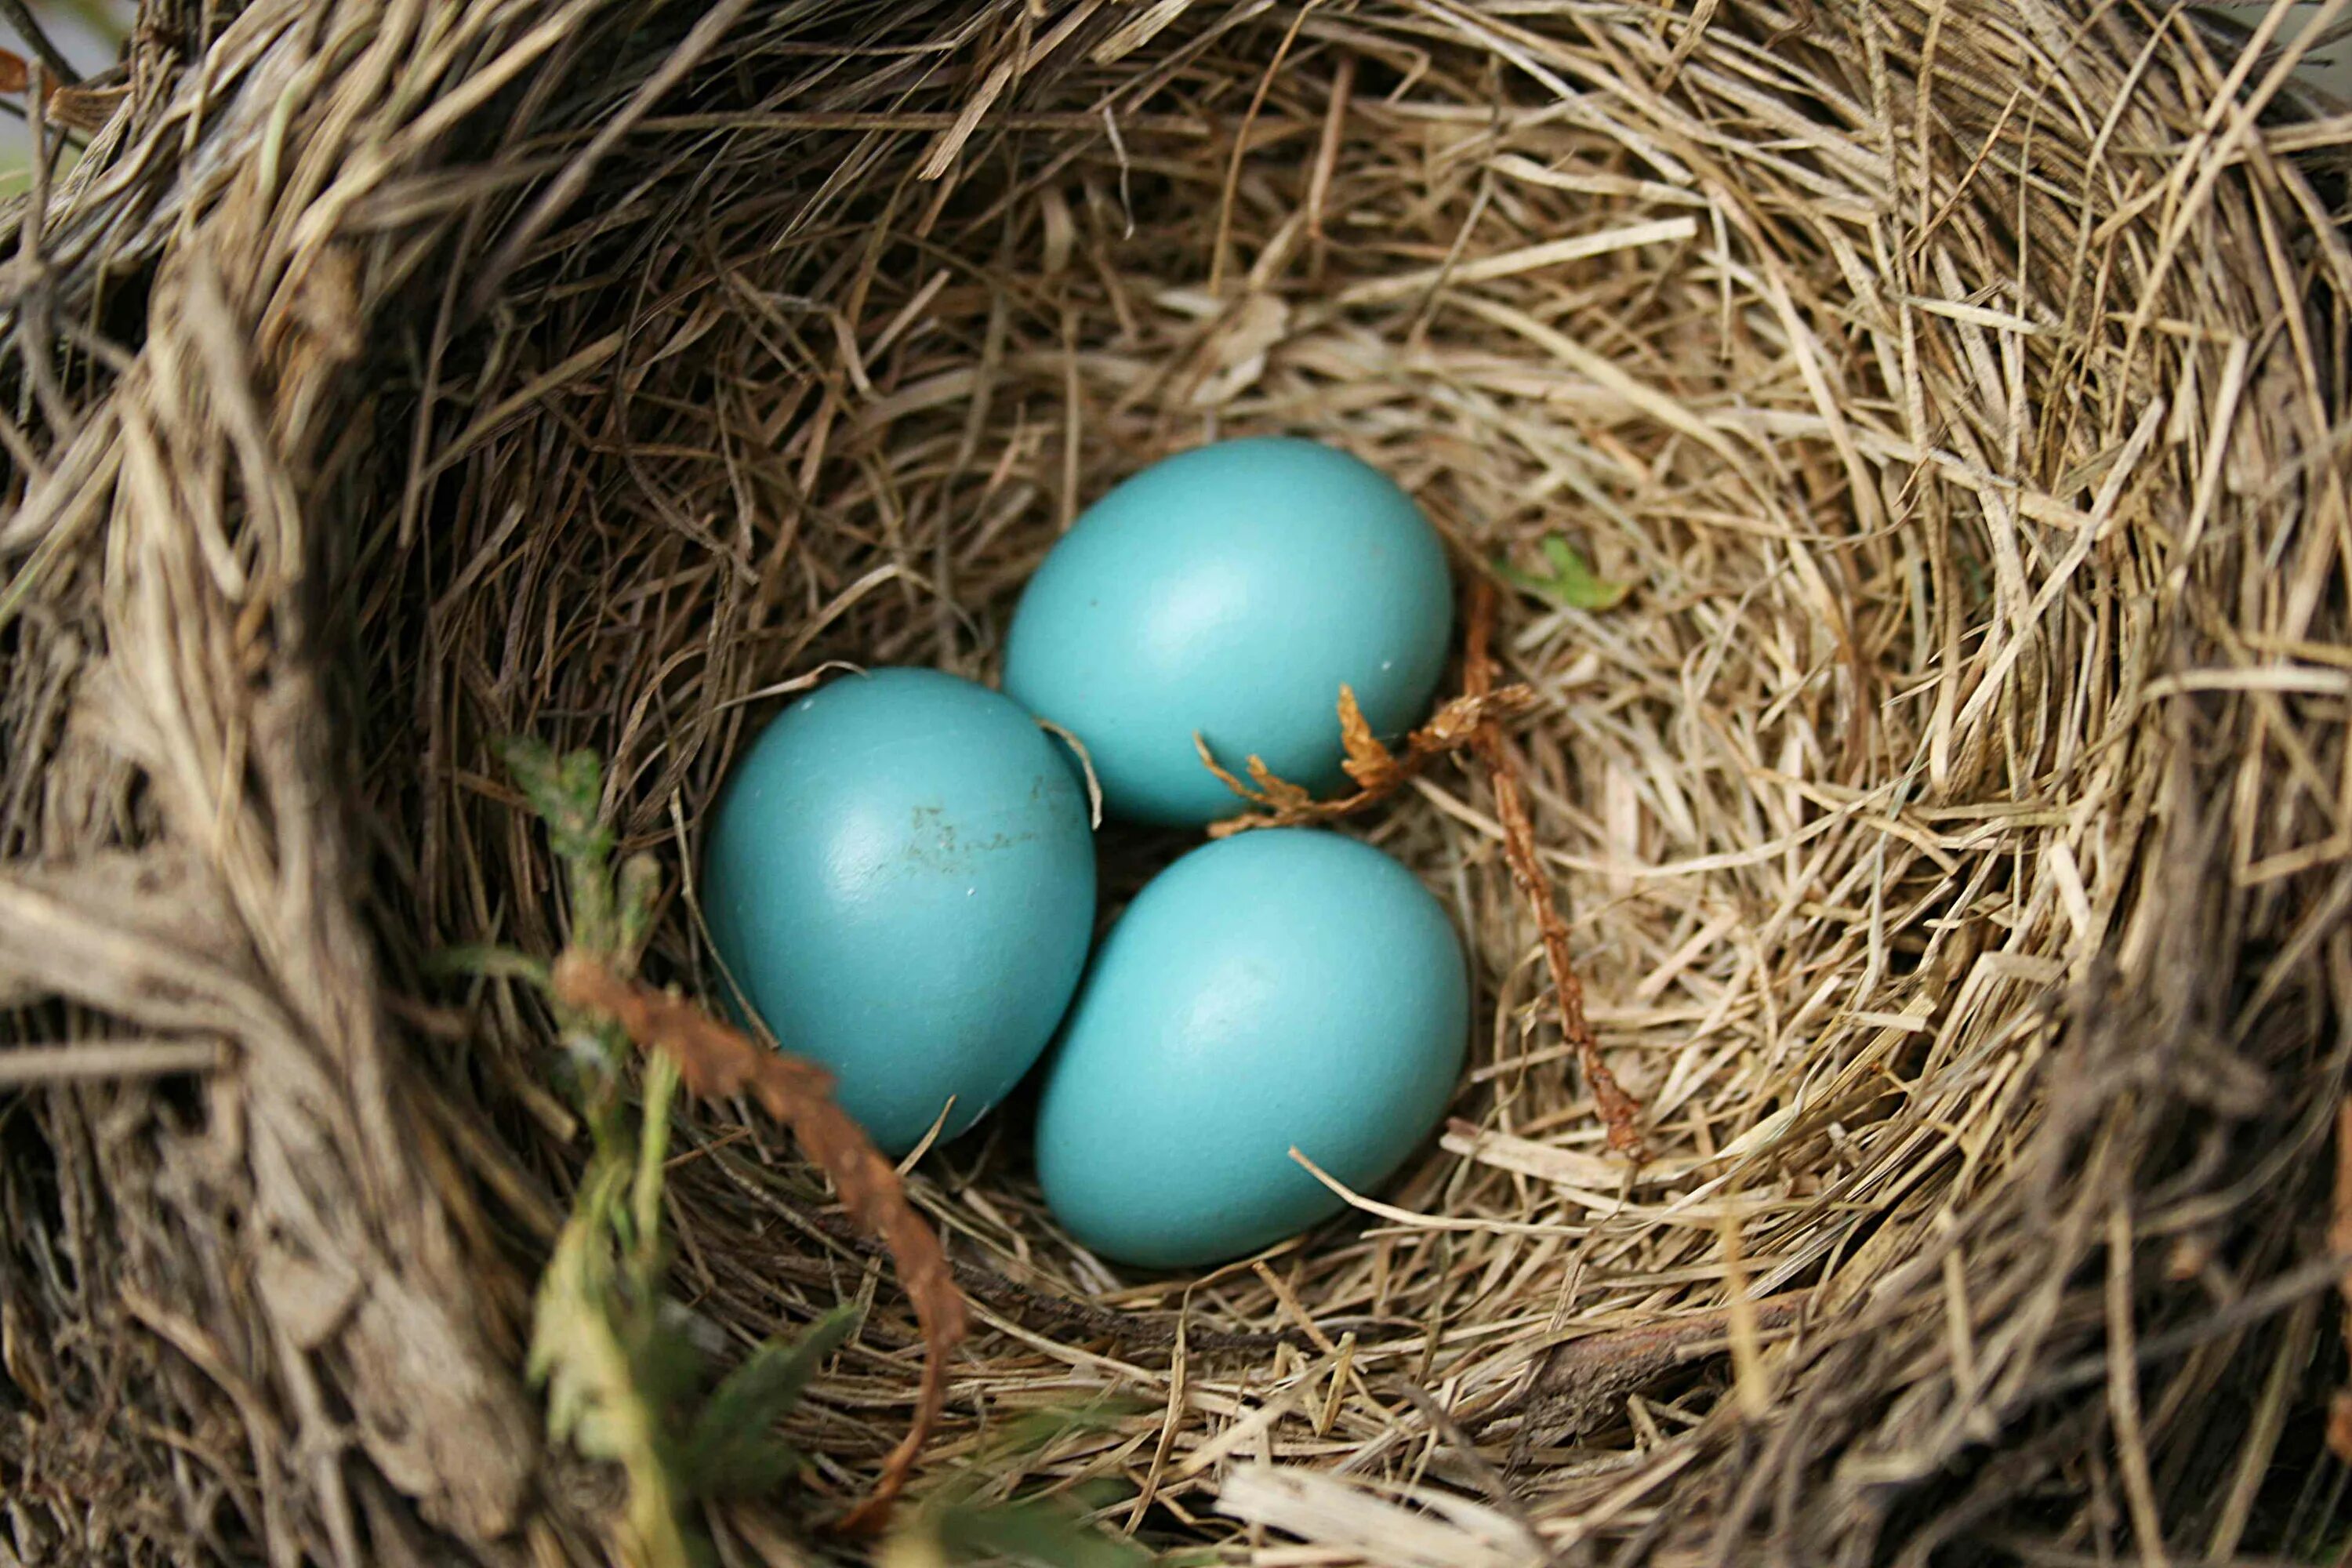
[681,1305,865,1500]
[503,733,858,1557]
[499,736,615,866]
[499,735,624,956]
[923,1498,1156,1568]
[1495,533,1631,611]
[618,851,662,966]
[630,1050,680,1266]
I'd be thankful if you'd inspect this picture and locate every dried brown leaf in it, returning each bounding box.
[550,953,967,1534]
[1203,682,1537,837]
[0,52,122,131]
[1192,733,1259,805]
[1335,686,1399,791]
[1243,753,1318,813]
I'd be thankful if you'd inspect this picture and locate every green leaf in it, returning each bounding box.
[630,1050,681,1265]
[499,732,625,963]
[528,1149,710,1568]
[531,1174,640,1457]
[679,1305,865,1499]
[631,1312,706,1417]
[504,735,714,1568]
[923,1499,1154,1568]
[688,1435,807,1501]
[618,851,662,971]
[499,737,614,862]
[1495,533,1631,612]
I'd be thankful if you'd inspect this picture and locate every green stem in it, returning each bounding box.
[633,1050,679,1271]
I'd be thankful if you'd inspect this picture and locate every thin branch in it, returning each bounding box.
[0,4,80,86]
[1464,577,1644,1157]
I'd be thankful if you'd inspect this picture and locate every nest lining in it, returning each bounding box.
[2,1,2350,1563]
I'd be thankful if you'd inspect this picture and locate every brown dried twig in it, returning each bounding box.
[550,953,968,1534]
[1203,681,1538,837]
[1464,579,1645,1157]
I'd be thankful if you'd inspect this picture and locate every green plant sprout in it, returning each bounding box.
[1494,533,1631,612]
[470,739,1154,1568]
[463,738,859,1568]
[882,1399,1157,1568]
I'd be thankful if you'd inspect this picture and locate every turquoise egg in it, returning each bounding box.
[701,668,1096,1156]
[1035,829,1468,1269]
[1003,437,1453,826]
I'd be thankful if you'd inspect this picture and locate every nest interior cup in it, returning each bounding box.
[2,2,2349,1565]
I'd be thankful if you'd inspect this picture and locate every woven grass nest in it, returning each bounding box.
[5,0,2352,1562]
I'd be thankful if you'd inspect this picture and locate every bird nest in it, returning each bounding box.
[4,1,2351,1563]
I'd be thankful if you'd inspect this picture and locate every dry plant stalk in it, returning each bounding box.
[1203,682,1538,837]
[551,953,967,1532]
[2330,1097,2352,1461]
[1464,579,1643,1158]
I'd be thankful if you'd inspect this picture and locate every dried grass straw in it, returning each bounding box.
[3,0,2352,1563]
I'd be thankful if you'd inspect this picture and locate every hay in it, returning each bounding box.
[3,0,2351,1562]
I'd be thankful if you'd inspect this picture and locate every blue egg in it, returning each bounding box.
[1035,829,1468,1269]
[1004,437,1454,826]
[701,668,1097,1156]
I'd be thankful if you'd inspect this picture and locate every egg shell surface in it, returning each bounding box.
[701,667,1097,1156]
[1003,437,1454,826]
[1035,828,1468,1269]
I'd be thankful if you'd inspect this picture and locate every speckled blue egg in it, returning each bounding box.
[701,667,1096,1156]
[1004,437,1454,826]
[1035,829,1468,1269]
